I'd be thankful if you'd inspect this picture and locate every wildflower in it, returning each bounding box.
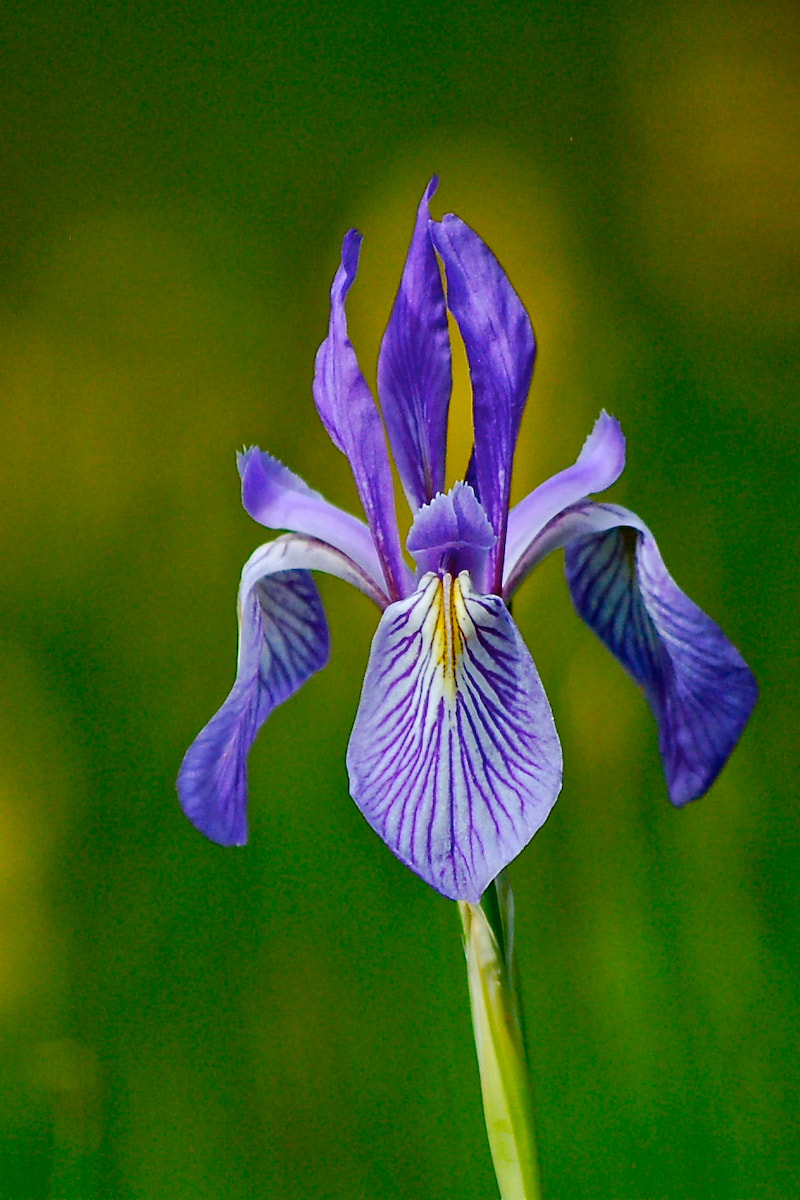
[178,179,757,903]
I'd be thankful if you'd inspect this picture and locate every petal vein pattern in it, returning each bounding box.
[347,572,562,902]
[564,512,758,805]
[178,550,332,847]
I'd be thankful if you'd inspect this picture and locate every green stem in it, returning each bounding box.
[459,875,543,1200]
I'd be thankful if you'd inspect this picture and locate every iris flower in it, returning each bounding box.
[178,179,756,903]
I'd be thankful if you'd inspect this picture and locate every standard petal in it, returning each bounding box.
[377,177,452,510]
[239,446,385,589]
[178,534,386,846]
[559,503,758,805]
[346,571,563,902]
[429,214,536,591]
[312,230,410,601]
[503,411,626,595]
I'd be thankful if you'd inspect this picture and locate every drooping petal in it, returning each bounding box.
[406,481,496,590]
[551,502,757,805]
[377,177,452,511]
[178,534,388,846]
[239,446,386,590]
[429,214,536,592]
[503,411,626,595]
[313,230,410,601]
[346,571,563,902]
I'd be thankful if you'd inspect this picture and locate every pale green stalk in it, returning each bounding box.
[459,874,543,1200]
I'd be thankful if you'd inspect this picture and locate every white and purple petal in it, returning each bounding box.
[347,571,563,902]
[377,177,452,511]
[312,230,410,601]
[429,214,536,591]
[559,503,758,805]
[178,533,388,847]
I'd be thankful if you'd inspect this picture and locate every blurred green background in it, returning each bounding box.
[1,1,797,1196]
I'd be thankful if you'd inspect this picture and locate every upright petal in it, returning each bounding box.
[178,534,387,846]
[503,411,626,594]
[313,230,410,601]
[347,571,563,902]
[556,503,757,805]
[377,177,452,510]
[429,214,536,592]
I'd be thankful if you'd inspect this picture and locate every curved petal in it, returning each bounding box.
[503,411,626,594]
[239,446,385,589]
[178,534,386,846]
[346,571,563,902]
[312,230,410,601]
[554,503,757,805]
[429,214,536,592]
[377,176,452,511]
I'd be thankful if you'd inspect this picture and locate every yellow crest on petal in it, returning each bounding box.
[423,572,468,703]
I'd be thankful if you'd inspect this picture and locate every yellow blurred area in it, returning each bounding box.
[0,208,278,588]
[623,0,800,332]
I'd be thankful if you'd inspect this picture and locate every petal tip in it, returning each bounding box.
[239,447,276,522]
[664,662,758,807]
[177,738,249,848]
[340,228,363,279]
[238,443,262,482]
[579,411,626,482]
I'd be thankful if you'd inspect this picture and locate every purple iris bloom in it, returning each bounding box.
[178,178,757,903]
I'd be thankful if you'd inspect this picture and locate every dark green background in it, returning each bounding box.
[1,1,797,1196]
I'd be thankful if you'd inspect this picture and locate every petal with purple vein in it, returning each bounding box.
[178,534,387,846]
[553,502,757,805]
[347,571,562,902]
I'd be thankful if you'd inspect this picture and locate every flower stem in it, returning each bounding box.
[459,874,543,1200]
